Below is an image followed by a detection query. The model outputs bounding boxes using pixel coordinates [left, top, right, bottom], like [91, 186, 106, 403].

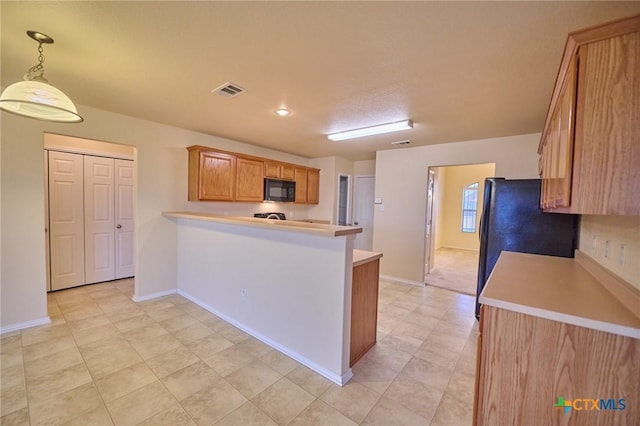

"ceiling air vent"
[212, 82, 247, 98]
[391, 140, 412, 146]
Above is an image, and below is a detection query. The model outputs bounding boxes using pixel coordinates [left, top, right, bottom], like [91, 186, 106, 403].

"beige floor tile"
[129, 332, 182, 360]
[203, 345, 256, 377]
[122, 322, 168, 343]
[146, 306, 185, 322]
[1, 346, 24, 371]
[0, 407, 29, 426]
[429, 392, 473, 426]
[360, 395, 431, 425]
[61, 405, 114, 426]
[399, 356, 454, 394]
[66, 314, 112, 332]
[180, 377, 247, 424]
[162, 361, 221, 401]
[358, 344, 412, 375]
[137, 402, 195, 426]
[96, 299, 138, 314]
[443, 370, 475, 406]
[29, 383, 103, 426]
[236, 338, 274, 358]
[215, 322, 252, 344]
[158, 314, 199, 333]
[186, 333, 234, 359]
[173, 322, 214, 345]
[216, 401, 277, 426]
[105, 381, 175, 425]
[1, 364, 26, 390]
[113, 313, 156, 333]
[138, 299, 176, 312]
[21, 324, 72, 347]
[26, 362, 92, 404]
[24, 347, 84, 381]
[286, 365, 333, 397]
[383, 376, 443, 421]
[60, 302, 103, 321]
[320, 380, 381, 423]
[79, 337, 142, 379]
[1, 333, 22, 352]
[48, 313, 67, 326]
[413, 340, 461, 370]
[377, 333, 423, 356]
[251, 378, 315, 425]
[202, 315, 228, 331]
[352, 355, 398, 395]
[186, 306, 218, 322]
[260, 349, 300, 375]
[290, 400, 357, 426]
[388, 321, 434, 341]
[1, 383, 27, 417]
[22, 334, 76, 363]
[71, 323, 123, 346]
[104, 306, 146, 323]
[145, 345, 199, 378]
[225, 360, 282, 399]
[95, 362, 157, 402]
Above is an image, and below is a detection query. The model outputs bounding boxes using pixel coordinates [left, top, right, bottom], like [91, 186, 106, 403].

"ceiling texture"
[2, 2, 640, 160]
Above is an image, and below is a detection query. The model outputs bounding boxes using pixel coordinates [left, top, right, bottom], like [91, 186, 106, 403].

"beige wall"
[579, 215, 640, 289]
[0, 104, 315, 330]
[309, 156, 356, 224]
[436, 163, 495, 251]
[353, 160, 376, 176]
[373, 133, 540, 284]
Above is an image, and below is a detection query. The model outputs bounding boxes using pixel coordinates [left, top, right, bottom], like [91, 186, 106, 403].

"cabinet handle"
[116, 224, 122, 229]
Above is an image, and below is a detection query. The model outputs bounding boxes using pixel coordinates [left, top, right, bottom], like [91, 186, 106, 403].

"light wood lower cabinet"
[474, 306, 640, 425]
[350, 258, 380, 367]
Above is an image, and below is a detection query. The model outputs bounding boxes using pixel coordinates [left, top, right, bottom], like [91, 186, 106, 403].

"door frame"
[352, 174, 376, 251]
[336, 173, 352, 226]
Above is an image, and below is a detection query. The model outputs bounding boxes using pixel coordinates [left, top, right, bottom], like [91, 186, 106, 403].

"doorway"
[337, 174, 352, 226]
[424, 163, 495, 295]
[44, 133, 136, 292]
[352, 175, 375, 250]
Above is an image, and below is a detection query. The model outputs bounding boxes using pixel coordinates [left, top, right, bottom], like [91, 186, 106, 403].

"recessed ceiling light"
[328, 120, 413, 141]
[275, 108, 290, 117]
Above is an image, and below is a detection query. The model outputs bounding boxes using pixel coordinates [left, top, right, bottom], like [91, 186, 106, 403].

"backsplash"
[579, 215, 640, 290]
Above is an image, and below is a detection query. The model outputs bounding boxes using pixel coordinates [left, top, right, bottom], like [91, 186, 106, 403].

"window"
[461, 182, 479, 233]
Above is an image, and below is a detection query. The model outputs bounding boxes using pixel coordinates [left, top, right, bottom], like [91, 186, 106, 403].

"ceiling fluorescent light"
[328, 120, 413, 141]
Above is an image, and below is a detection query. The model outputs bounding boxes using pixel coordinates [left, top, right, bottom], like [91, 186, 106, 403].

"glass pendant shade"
[0, 80, 83, 123]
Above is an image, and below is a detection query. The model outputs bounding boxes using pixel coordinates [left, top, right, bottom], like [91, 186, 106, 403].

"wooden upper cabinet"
[307, 169, 320, 204]
[294, 168, 308, 204]
[188, 148, 235, 201]
[264, 162, 282, 179]
[236, 157, 264, 202]
[539, 15, 640, 215]
[281, 165, 295, 181]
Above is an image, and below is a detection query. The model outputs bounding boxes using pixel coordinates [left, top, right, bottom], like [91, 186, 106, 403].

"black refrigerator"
[475, 178, 578, 319]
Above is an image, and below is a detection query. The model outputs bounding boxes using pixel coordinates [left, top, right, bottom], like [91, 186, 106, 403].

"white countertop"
[163, 211, 362, 237]
[353, 249, 383, 267]
[479, 251, 640, 339]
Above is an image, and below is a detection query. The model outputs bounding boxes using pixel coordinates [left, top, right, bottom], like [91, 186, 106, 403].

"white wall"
[309, 156, 355, 224]
[354, 160, 376, 175]
[0, 105, 316, 331]
[373, 133, 540, 284]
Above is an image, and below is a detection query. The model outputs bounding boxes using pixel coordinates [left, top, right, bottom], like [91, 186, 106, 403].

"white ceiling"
[2, 2, 640, 161]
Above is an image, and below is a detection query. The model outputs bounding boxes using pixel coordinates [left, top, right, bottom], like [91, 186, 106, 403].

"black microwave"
[264, 178, 296, 202]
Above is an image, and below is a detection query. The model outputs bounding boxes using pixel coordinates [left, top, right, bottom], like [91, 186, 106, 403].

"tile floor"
[1, 278, 479, 425]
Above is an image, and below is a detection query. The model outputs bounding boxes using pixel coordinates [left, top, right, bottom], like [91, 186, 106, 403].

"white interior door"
[48, 151, 85, 290]
[352, 175, 375, 250]
[84, 156, 115, 284]
[115, 159, 135, 279]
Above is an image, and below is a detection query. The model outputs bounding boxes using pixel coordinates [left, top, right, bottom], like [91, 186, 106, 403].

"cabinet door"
[265, 162, 282, 178]
[48, 151, 85, 290]
[199, 151, 235, 201]
[572, 32, 640, 215]
[282, 165, 295, 181]
[294, 168, 308, 204]
[236, 157, 264, 202]
[84, 155, 115, 284]
[307, 169, 320, 204]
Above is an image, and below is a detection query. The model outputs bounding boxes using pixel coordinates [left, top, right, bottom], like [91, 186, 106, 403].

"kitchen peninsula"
[163, 212, 367, 385]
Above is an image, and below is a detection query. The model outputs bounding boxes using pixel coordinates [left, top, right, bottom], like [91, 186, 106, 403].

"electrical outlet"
[604, 240, 611, 260]
[240, 288, 247, 301]
[620, 244, 626, 266]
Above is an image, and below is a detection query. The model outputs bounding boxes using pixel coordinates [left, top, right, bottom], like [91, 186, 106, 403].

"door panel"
[48, 151, 85, 290]
[353, 176, 375, 250]
[115, 159, 135, 279]
[84, 156, 115, 284]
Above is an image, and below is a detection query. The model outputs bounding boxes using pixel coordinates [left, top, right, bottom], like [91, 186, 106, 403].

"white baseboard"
[177, 289, 353, 386]
[379, 274, 425, 287]
[0, 316, 51, 334]
[132, 289, 177, 302]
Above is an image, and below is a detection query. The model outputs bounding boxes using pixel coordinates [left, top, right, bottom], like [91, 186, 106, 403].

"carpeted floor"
[425, 247, 478, 295]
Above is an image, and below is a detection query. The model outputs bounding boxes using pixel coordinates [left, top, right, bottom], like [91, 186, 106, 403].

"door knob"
[354, 221, 359, 225]
[116, 224, 122, 229]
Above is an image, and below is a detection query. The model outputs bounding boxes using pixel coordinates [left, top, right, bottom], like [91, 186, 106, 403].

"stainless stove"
[254, 212, 286, 220]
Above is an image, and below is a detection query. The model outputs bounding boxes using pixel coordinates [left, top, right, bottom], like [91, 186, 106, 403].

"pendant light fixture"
[0, 31, 83, 123]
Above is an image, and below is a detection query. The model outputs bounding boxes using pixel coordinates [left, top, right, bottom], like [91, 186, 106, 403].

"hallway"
[425, 248, 478, 296]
